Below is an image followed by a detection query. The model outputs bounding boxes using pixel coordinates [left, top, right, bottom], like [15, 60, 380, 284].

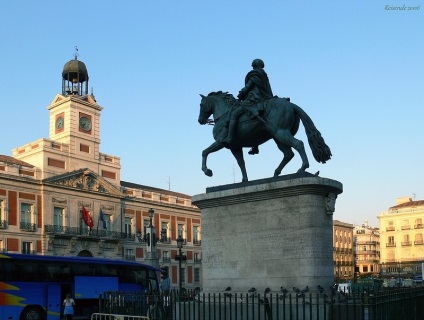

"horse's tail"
[293, 104, 332, 163]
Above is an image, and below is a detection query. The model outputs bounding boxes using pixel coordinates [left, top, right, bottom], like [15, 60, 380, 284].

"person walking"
[63, 293, 75, 320]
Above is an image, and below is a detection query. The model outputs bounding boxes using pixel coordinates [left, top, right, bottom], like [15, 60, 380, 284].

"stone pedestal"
[192, 173, 342, 293]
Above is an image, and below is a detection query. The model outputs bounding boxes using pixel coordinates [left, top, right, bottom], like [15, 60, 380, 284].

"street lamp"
[177, 234, 184, 292]
[149, 208, 154, 226]
[147, 208, 156, 248]
[144, 208, 159, 268]
[397, 261, 402, 286]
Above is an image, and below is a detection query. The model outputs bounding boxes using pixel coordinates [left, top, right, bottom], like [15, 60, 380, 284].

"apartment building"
[379, 197, 424, 279]
[333, 220, 354, 283]
[353, 221, 380, 278]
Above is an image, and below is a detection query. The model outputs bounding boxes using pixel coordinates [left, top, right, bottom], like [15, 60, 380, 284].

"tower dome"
[62, 55, 89, 96]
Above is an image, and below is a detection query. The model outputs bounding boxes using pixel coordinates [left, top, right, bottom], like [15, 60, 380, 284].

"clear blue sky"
[1, 1, 423, 227]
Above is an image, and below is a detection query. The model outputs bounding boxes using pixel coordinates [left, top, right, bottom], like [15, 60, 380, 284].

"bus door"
[47, 284, 61, 320]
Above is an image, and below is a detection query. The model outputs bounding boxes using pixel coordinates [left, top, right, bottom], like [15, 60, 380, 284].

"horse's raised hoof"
[203, 168, 213, 177]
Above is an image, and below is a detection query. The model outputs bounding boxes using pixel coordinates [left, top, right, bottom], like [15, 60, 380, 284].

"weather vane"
[74, 46, 79, 60]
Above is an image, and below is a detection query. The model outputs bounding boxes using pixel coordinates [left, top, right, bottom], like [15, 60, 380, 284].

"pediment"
[49, 94, 65, 105]
[43, 168, 124, 197]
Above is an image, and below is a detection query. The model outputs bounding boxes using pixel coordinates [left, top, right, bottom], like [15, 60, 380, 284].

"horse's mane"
[207, 91, 238, 107]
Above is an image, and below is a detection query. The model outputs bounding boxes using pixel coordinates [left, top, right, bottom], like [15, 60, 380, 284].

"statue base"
[192, 172, 343, 293]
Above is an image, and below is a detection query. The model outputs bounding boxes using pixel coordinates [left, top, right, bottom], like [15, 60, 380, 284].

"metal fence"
[99, 287, 424, 320]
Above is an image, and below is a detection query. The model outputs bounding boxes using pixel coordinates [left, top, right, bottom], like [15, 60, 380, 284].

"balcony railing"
[124, 255, 135, 261]
[401, 225, 411, 230]
[193, 239, 202, 246]
[386, 243, 396, 247]
[386, 226, 395, 231]
[0, 220, 7, 229]
[415, 224, 423, 229]
[162, 257, 171, 262]
[45, 225, 135, 240]
[414, 241, 424, 245]
[20, 222, 36, 231]
[21, 250, 36, 254]
[158, 236, 172, 244]
[401, 241, 412, 246]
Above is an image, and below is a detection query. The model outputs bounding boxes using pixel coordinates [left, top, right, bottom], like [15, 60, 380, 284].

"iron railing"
[44, 225, 135, 240]
[20, 221, 36, 231]
[99, 286, 424, 320]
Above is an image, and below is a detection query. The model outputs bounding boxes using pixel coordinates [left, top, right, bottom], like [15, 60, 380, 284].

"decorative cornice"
[192, 176, 343, 209]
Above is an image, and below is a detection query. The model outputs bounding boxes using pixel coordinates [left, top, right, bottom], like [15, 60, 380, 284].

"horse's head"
[198, 91, 236, 125]
[198, 94, 212, 125]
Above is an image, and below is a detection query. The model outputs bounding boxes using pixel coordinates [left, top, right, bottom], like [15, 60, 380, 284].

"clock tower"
[13, 53, 121, 185]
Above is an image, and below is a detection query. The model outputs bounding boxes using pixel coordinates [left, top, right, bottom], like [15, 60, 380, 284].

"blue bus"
[0, 253, 159, 320]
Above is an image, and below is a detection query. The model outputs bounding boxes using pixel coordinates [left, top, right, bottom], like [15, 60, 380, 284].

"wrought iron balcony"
[21, 250, 36, 254]
[386, 226, 395, 231]
[415, 240, 424, 245]
[158, 236, 172, 244]
[0, 220, 7, 229]
[386, 243, 396, 247]
[20, 222, 36, 231]
[402, 241, 412, 246]
[193, 239, 202, 246]
[415, 224, 423, 229]
[401, 225, 411, 230]
[124, 255, 135, 261]
[162, 257, 171, 262]
[44, 225, 136, 240]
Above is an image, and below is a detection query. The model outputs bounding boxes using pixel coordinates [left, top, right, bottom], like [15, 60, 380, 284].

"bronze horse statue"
[198, 91, 332, 182]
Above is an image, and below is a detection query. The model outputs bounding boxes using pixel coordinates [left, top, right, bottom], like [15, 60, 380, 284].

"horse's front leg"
[230, 148, 248, 182]
[202, 141, 225, 177]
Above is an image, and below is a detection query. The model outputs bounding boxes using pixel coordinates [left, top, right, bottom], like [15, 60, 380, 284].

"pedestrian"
[160, 269, 171, 317]
[63, 293, 75, 320]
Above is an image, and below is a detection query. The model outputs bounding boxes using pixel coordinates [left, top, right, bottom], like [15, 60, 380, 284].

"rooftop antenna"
[413, 193, 416, 201]
[74, 46, 79, 60]
[167, 176, 171, 191]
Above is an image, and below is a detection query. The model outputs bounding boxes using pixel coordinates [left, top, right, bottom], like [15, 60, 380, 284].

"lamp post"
[177, 234, 184, 292]
[397, 261, 402, 287]
[149, 208, 154, 227]
[144, 208, 159, 268]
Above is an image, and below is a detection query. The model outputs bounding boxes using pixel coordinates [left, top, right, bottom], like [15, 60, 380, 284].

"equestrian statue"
[198, 59, 332, 182]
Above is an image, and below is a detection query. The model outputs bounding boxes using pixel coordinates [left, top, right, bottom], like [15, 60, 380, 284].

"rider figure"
[226, 58, 273, 155]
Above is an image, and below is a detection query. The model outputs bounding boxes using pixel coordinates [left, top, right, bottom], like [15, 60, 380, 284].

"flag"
[99, 209, 107, 230]
[82, 206, 94, 229]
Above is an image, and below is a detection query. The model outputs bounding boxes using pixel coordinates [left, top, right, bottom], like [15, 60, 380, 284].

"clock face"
[55, 116, 64, 130]
[79, 116, 92, 131]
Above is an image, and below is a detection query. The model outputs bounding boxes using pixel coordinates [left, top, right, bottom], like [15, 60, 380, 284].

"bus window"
[97, 264, 117, 277]
[37, 264, 52, 281]
[72, 263, 95, 276]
